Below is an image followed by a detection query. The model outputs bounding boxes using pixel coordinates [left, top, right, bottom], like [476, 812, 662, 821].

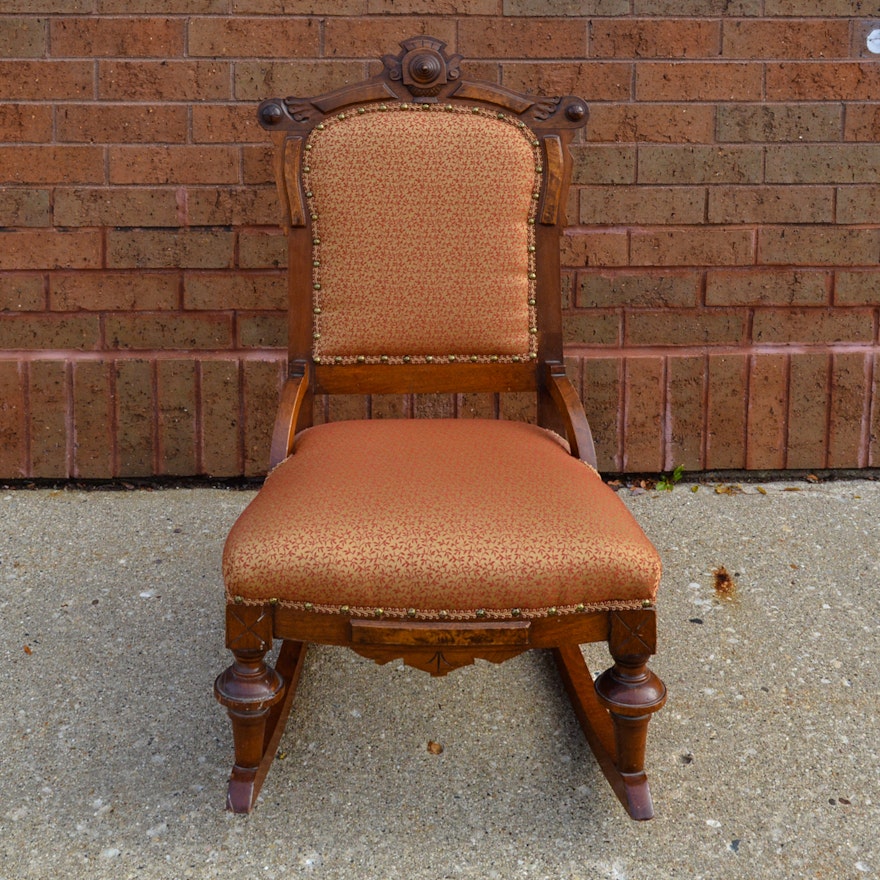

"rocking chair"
[214, 36, 666, 820]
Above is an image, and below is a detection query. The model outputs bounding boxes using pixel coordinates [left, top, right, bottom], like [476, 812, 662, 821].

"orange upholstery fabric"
[223, 419, 661, 619]
[304, 105, 541, 364]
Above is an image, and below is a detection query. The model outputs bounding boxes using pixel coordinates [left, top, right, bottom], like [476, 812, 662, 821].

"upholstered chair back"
[302, 105, 543, 366]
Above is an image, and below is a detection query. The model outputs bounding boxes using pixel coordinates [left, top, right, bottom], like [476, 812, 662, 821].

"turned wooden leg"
[214, 603, 297, 813]
[594, 609, 667, 819]
[215, 646, 285, 812]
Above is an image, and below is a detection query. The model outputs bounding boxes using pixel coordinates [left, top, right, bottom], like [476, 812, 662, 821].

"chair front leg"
[214, 603, 285, 812]
[594, 608, 667, 818]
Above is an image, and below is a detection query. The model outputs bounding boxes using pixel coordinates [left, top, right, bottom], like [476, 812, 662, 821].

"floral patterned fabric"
[303, 104, 541, 365]
[223, 419, 661, 619]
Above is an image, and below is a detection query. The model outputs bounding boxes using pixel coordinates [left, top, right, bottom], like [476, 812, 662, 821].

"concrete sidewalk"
[0, 480, 877, 880]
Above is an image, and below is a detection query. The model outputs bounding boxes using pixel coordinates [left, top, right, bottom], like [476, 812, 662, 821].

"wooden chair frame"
[215, 36, 666, 819]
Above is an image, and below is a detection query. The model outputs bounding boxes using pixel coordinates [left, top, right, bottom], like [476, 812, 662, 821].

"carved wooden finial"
[382, 36, 463, 98]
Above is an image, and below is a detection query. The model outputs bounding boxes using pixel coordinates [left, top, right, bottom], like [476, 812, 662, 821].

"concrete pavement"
[0, 479, 877, 879]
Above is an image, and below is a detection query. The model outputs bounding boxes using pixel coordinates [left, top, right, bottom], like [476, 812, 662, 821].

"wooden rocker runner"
[214, 36, 667, 819]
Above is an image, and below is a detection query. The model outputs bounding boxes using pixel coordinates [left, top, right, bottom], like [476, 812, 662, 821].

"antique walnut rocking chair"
[215, 37, 666, 819]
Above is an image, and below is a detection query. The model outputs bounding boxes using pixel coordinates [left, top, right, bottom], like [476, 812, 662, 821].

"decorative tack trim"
[225, 594, 652, 621]
[303, 101, 542, 366]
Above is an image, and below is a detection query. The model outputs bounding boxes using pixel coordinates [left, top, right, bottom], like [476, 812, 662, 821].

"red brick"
[0, 361, 27, 478]
[109, 146, 239, 186]
[767, 63, 880, 102]
[233, 0, 365, 10]
[5, 0, 92, 9]
[571, 146, 636, 185]
[722, 20, 850, 59]
[73, 360, 114, 478]
[200, 358, 242, 477]
[0, 17, 47, 58]
[416, 393, 458, 419]
[844, 104, 880, 142]
[183, 272, 285, 310]
[706, 269, 830, 307]
[369, 0, 495, 10]
[185, 187, 281, 226]
[625, 309, 746, 347]
[828, 352, 870, 468]
[708, 186, 834, 224]
[0, 274, 46, 311]
[0, 146, 105, 184]
[189, 17, 318, 58]
[835, 271, 880, 306]
[765, 0, 872, 12]
[501, 62, 632, 102]
[99, 0, 226, 10]
[622, 356, 664, 473]
[581, 356, 623, 471]
[631, 228, 755, 267]
[99, 60, 231, 101]
[705, 353, 747, 470]
[0, 61, 94, 100]
[29, 360, 70, 479]
[717, 103, 842, 143]
[562, 311, 621, 347]
[837, 187, 880, 225]
[759, 228, 880, 267]
[636, 62, 762, 102]
[746, 353, 788, 470]
[752, 308, 873, 345]
[242, 145, 274, 185]
[57, 104, 188, 143]
[50, 271, 179, 311]
[579, 185, 704, 225]
[327, 394, 368, 422]
[450, 392, 490, 420]
[325, 18, 456, 58]
[587, 103, 715, 144]
[635, 0, 761, 10]
[0, 104, 54, 142]
[638, 145, 762, 185]
[0, 314, 100, 350]
[50, 17, 184, 56]
[459, 18, 586, 59]
[115, 358, 154, 477]
[234, 60, 367, 102]
[106, 230, 235, 269]
[507, 0, 629, 13]
[157, 359, 197, 476]
[666, 355, 705, 471]
[0, 188, 51, 227]
[591, 19, 720, 58]
[561, 231, 628, 269]
[104, 313, 234, 350]
[242, 358, 284, 476]
[54, 187, 180, 227]
[577, 270, 700, 309]
[238, 230, 288, 269]
[767, 145, 880, 185]
[192, 105, 266, 144]
[0, 230, 101, 271]
[237, 313, 287, 349]
[786, 352, 829, 469]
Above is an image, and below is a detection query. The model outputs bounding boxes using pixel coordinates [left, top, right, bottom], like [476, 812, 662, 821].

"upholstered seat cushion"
[223, 419, 661, 619]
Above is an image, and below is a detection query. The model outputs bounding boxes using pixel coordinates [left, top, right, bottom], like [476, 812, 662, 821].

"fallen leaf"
[23, 645, 32, 655]
[715, 484, 743, 495]
[427, 740, 444, 755]
[806, 474, 819, 483]
[756, 486, 767, 495]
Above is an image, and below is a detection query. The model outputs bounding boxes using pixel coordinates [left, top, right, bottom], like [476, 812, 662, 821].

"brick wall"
[1, 3, 879, 478]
